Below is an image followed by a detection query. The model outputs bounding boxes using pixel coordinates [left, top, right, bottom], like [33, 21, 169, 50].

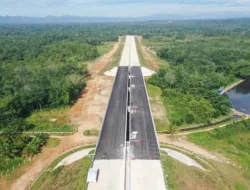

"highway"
[129, 66, 166, 190]
[88, 36, 166, 190]
[94, 67, 128, 160]
[130, 66, 160, 160]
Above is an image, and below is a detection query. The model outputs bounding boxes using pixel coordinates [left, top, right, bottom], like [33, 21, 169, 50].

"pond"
[225, 80, 250, 114]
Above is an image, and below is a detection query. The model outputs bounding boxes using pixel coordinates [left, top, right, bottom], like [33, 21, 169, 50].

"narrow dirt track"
[0, 41, 120, 190]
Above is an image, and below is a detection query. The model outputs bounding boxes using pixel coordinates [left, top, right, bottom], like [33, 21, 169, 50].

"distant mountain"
[1, 13, 250, 24]
[0, 15, 183, 24]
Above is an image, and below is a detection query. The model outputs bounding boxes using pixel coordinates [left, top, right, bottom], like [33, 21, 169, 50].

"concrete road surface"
[88, 35, 166, 190]
[130, 160, 166, 190]
[120, 36, 140, 66]
[88, 160, 125, 190]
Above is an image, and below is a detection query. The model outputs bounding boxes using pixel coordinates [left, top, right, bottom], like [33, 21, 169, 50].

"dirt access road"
[0, 41, 120, 190]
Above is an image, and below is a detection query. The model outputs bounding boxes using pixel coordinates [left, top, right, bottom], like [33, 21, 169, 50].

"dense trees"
[0, 121, 48, 172]
[0, 24, 111, 170]
[147, 19, 250, 126]
[0, 19, 250, 168]
[0, 25, 105, 128]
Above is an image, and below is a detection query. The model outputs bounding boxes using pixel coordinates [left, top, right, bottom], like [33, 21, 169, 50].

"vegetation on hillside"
[146, 20, 250, 127]
[1, 19, 250, 175]
[0, 25, 118, 173]
[188, 119, 250, 171]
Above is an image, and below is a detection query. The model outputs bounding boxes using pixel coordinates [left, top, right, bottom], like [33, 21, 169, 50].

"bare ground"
[0, 41, 119, 190]
[148, 95, 167, 122]
[136, 36, 160, 70]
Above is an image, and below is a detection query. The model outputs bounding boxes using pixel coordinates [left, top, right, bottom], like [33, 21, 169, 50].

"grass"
[26, 107, 76, 132]
[31, 156, 92, 190]
[83, 129, 99, 136]
[188, 119, 250, 177]
[208, 160, 250, 190]
[235, 183, 248, 190]
[160, 144, 209, 170]
[99, 36, 125, 75]
[176, 115, 244, 134]
[0, 157, 27, 175]
[30, 145, 95, 190]
[161, 144, 250, 189]
[140, 38, 169, 66]
[46, 138, 61, 147]
[162, 93, 235, 130]
[48, 145, 95, 170]
[146, 83, 162, 97]
[161, 154, 224, 190]
[154, 119, 168, 132]
[146, 84, 170, 132]
[97, 42, 116, 56]
[135, 37, 148, 68]
[88, 149, 95, 155]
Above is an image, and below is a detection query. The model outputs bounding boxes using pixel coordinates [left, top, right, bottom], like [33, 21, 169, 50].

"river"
[225, 79, 250, 114]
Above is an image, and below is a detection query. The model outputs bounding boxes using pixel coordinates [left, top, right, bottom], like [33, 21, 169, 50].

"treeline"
[0, 25, 111, 170]
[1, 19, 250, 161]
[149, 68, 232, 125]
[0, 26, 106, 128]
[147, 20, 250, 126]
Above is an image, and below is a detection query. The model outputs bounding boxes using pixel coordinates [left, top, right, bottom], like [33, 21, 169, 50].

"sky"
[1, 0, 250, 17]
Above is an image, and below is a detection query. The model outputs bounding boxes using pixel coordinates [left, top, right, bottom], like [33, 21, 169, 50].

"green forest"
[0, 24, 118, 173]
[146, 19, 250, 127]
[1, 19, 250, 173]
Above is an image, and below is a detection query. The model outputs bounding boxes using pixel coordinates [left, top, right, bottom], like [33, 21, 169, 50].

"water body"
[225, 80, 250, 114]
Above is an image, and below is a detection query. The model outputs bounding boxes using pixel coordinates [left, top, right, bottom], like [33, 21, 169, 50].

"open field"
[25, 107, 75, 132]
[161, 149, 250, 190]
[188, 119, 250, 175]
[136, 36, 168, 70]
[146, 84, 170, 132]
[33, 157, 92, 190]
[97, 42, 116, 56]
[30, 145, 94, 190]
[99, 36, 125, 75]
[161, 154, 224, 190]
